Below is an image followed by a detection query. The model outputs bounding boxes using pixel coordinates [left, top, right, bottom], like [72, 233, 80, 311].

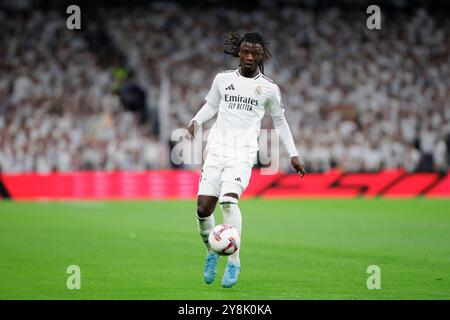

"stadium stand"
[1, 3, 449, 173]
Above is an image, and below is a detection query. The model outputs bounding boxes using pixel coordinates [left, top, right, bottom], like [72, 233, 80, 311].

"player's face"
[239, 42, 263, 75]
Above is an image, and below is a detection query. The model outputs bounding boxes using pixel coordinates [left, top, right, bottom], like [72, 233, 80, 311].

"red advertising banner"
[0, 169, 449, 201]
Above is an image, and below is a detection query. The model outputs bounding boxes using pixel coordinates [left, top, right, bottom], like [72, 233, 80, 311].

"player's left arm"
[269, 85, 306, 177]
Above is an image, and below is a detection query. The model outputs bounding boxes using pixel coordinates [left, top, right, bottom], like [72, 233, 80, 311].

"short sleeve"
[205, 74, 221, 107]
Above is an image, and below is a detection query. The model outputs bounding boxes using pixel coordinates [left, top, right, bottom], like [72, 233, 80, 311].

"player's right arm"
[187, 74, 221, 140]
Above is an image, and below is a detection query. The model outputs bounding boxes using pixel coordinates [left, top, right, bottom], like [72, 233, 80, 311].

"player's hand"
[291, 156, 306, 178]
[186, 121, 197, 140]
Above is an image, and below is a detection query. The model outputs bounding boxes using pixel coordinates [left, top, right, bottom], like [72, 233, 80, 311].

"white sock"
[220, 196, 242, 265]
[196, 214, 215, 254]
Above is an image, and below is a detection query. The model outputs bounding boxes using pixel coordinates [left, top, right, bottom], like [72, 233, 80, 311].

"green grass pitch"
[0, 199, 449, 300]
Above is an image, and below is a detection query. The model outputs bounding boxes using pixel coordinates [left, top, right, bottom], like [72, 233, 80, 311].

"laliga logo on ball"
[209, 224, 240, 256]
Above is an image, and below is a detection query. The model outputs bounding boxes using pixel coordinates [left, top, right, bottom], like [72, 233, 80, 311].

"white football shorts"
[197, 151, 256, 198]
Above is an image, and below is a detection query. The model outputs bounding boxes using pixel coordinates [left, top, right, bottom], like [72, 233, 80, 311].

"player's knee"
[197, 204, 213, 218]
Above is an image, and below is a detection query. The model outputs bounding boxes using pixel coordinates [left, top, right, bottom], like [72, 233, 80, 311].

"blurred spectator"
[119, 71, 149, 125]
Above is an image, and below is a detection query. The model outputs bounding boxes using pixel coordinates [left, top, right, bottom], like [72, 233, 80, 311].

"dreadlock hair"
[224, 31, 271, 74]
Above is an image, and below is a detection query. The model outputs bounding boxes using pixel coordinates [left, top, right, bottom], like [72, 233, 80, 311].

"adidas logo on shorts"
[225, 84, 235, 90]
[234, 177, 241, 182]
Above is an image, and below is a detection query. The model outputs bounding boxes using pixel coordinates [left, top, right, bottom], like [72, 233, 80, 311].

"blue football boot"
[221, 262, 240, 288]
[203, 252, 219, 284]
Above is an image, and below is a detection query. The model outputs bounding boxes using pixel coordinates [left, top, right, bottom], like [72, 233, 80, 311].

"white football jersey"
[204, 67, 285, 156]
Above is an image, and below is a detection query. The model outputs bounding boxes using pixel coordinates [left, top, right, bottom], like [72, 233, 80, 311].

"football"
[208, 224, 240, 256]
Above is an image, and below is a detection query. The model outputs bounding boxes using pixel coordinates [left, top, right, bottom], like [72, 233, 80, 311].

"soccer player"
[186, 32, 305, 288]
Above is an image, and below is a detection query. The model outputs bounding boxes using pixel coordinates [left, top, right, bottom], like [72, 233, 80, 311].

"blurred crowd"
[0, 10, 161, 172]
[1, 4, 449, 173]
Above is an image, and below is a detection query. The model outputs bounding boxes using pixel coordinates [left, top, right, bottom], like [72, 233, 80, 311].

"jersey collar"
[236, 67, 261, 80]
